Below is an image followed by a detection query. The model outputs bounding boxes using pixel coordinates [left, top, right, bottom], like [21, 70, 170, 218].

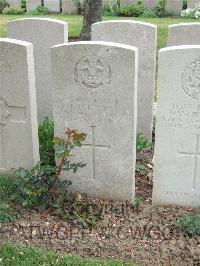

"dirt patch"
[0, 148, 199, 265]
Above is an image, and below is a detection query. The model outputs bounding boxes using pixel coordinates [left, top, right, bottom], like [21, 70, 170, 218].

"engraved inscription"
[182, 57, 200, 100]
[0, 98, 11, 125]
[74, 56, 111, 90]
[0, 99, 26, 170]
[83, 126, 110, 180]
[178, 134, 200, 190]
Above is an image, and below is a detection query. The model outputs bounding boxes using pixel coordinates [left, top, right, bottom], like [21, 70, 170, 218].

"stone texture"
[0, 38, 39, 170]
[7, 0, 21, 7]
[62, 0, 78, 14]
[153, 45, 200, 208]
[168, 23, 200, 46]
[26, 0, 40, 11]
[165, 0, 183, 15]
[44, 0, 60, 12]
[92, 20, 157, 141]
[7, 18, 68, 123]
[187, 0, 199, 8]
[52, 41, 138, 201]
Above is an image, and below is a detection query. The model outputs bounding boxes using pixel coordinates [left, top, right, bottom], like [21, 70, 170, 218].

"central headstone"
[153, 45, 200, 208]
[0, 38, 39, 170]
[7, 18, 68, 123]
[92, 21, 157, 141]
[52, 41, 138, 201]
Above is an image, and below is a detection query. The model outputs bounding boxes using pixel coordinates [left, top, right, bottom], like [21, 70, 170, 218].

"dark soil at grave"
[0, 147, 200, 265]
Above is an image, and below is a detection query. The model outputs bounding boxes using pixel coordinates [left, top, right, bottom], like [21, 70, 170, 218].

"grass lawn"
[0, 243, 135, 266]
[0, 14, 200, 51]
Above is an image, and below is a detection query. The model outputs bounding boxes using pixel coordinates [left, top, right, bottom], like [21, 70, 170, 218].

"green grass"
[0, 14, 200, 50]
[0, 243, 135, 266]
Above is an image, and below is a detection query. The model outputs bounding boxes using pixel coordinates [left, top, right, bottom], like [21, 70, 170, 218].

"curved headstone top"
[7, 17, 67, 25]
[168, 23, 200, 46]
[92, 20, 157, 141]
[7, 18, 68, 123]
[92, 20, 157, 29]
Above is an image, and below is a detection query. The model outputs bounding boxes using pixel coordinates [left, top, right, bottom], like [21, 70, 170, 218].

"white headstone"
[52, 41, 138, 201]
[62, 0, 77, 14]
[7, 18, 68, 123]
[165, 0, 182, 15]
[153, 45, 200, 208]
[7, 0, 21, 7]
[92, 21, 157, 141]
[0, 38, 39, 170]
[168, 23, 200, 46]
[187, 0, 199, 8]
[26, 0, 41, 11]
[44, 0, 60, 12]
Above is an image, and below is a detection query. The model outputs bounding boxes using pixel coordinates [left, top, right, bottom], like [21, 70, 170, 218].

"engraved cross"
[82, 126, 110, 180]
[178, 134, 200, 190]
[0, 98, 26, 170]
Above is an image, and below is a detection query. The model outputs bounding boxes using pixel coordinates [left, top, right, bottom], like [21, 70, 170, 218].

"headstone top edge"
[0, 38, 33, 47]
[160, 45, 200, 54]
[7, 17, 67, 25]
[52, 41, 138, 53]
[169, 22, 200, 29]
[92, 20, 157, 29]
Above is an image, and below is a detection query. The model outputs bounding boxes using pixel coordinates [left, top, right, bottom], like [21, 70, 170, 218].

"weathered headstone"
[187, 0, 199, 8]
[7, 0, 21, 7]
[168, 23, 200, 46]
[7, 18, 68, 123]
[44, 0, 60, 12]
[92, 21, 157, 141]
[0, 38, 39, 170]
[153, 45, 200, 208]
[52, 41, 138, 201]
[26, 0, 40, 11]
[165, 0, 182, 15]
[62, 0, 78, 14]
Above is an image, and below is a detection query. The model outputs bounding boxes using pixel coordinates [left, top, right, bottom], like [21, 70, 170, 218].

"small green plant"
[0, 174, 15, 203]
[101, 3, 118, 16]
[154, 0, 166, 17]
[38, 117, 55, 166]
[136, 132, 151, 153]
[12, 128, 86, 208]
[35, 4, 49, 14]
[117, 4, 145, 17]
[2, 6, 25, 14]
[0, 0, 9, 13]
[0, 203, 16, 223]
[177, 209, 200, 236]
[134, 196, 142, 212]
[21, 0, 26, 11]
[73, 0, 83, 14]
[11, 128, 102, 227]
[141, 8, 158, 18]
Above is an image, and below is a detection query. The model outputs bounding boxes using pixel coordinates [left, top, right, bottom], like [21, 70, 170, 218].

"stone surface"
[26, 0, 40, 11]
[52, 41, 138, 201]
[168, 23, 200, 46]
[0, 38, 39, 170]
[7, 18, 68, 123]
[187, 0, 199, 8]
[153, 45, 200, 208]
[92, 20, 157, 141]
[165, 0, 183, 15]
[62, 0, 78, 14]
[44, 0, 60, 12]
[7, 0, 21, 7]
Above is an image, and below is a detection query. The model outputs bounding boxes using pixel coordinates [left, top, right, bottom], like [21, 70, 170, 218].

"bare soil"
[0, 148, 200, 265]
